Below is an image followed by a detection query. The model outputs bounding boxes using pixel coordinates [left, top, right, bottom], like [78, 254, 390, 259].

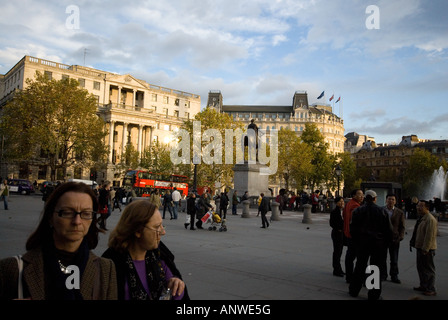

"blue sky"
[1, 0, 447, 144]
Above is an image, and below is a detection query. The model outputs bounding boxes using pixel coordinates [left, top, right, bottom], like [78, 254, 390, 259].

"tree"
[178, 107, 244, 190]
[113, 143, 140, 178]
[0, 71, 108, 180]
[337, 152, 359, 197]
[403, 148, 447, 198]
[277, 127, 312, 190]
[300, 123, 334, 191]
[140, 141, 175, 175]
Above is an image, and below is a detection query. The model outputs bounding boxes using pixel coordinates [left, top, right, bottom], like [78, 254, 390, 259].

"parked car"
[7, 179, 34, 195]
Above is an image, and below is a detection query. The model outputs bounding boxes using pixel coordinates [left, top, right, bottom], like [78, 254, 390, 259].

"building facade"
[206, 90, 345, 195]
[0, 56, 201, 186]
[350, 134, 448, 183]
[207, 90, 345, 155]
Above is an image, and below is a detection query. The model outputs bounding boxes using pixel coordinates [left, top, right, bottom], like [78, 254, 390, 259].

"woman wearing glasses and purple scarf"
[0, 182, 118, 300]
[102, 200, 189, 300]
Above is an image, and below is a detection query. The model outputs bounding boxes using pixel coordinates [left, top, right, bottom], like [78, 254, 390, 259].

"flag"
[335, 96, 341, 103]
[317, 91, 324, 99]
[329, 94, 334, 101]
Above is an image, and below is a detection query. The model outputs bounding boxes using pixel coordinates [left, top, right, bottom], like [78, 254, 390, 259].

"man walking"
[258, 193, 270, 228]
[171, 187, 181, 220]
[349, 190, 393, 300]
[411, 200, 438, 296]
[383, 194, 405, 283]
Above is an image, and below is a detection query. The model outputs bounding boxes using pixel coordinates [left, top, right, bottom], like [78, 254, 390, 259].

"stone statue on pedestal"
[243, 119, 259, 162]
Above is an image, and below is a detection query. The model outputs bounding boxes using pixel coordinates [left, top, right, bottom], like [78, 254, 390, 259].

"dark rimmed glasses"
[56, 209, 96, 220]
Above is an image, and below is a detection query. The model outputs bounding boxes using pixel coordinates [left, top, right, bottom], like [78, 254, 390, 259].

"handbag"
[98, 205, 108, 214]
[14, 255, 24, 299]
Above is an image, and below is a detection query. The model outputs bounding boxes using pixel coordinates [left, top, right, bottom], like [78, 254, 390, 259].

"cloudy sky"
[1, 0, 447, 144]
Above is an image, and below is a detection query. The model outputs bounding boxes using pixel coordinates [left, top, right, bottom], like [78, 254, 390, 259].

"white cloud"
[1, 0, 448, 143]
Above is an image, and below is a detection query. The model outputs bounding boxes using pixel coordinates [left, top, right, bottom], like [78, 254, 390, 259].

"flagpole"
[332, 92, 334, 112]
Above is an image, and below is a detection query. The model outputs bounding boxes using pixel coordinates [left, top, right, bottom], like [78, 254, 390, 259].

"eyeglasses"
[144, 225, 166, 235]
[56, 209, 95, 220]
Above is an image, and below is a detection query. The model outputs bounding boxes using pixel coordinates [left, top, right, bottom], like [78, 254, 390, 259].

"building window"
[93, 81, 100, 90]
[185, 112, 190, 119]
[174, 110, 179, 118]
[185, 101, 190, 108]
[78, 78, 85, 87]
[62, 74, 69, 80]
[175, 99, 180, 106]
[152, 94, 157, 102]
[163, 96, 169, 104]
[44, 71, 52, 80]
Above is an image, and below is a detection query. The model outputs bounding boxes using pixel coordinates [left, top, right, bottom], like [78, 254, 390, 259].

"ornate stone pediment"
[107, 74, 148, 89]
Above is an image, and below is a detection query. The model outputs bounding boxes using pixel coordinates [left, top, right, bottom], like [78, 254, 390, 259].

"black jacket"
[330, 206, 344, 231]
[187, 196, 196, 215]
[102, 241, 189, 300]
[350, 202, 393, 245]
[259, 196, 271, 214]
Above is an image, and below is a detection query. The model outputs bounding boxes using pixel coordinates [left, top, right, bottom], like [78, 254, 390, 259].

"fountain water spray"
[423, 166, 448, 201]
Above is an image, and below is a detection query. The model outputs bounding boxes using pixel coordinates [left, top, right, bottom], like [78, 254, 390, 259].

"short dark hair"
[334, 196, 343, 203]
[419, 200, 430, 209]
[351, 189, 362, 197]
[26, 182, 100, 251]
[386, 193, 396, 199]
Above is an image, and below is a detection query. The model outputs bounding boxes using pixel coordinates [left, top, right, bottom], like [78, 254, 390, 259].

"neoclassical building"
[207, 90, 345, 155]
[0, 56, 201, 185]
[206, 90, 345, 195]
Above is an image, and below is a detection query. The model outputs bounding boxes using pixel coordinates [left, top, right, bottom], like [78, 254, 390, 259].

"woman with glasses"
[102, 200, 189, 300]
[0, 182, 118, 300]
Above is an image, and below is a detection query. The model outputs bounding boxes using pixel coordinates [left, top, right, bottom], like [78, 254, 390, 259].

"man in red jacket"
[343, 189, 364, 283]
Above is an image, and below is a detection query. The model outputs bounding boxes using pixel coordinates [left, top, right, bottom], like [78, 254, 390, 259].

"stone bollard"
[271, 201, 280, 221]
[241, 200, 251, 218]
[302, 204, 312, 224]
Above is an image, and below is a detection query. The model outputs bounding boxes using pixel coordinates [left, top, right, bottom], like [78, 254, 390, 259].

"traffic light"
[90, 172, 98, 181]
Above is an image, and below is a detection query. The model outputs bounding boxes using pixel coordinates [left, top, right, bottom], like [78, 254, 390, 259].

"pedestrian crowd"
[0, 180, 440, 301]
[0, 181, 188, 301]
[329, 189, 438, 300]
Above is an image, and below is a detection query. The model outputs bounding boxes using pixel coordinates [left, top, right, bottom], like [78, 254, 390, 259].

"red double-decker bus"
[123, 170, 189, 197]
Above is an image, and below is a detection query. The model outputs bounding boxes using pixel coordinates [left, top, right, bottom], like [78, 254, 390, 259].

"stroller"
[201, 209, 227, 232]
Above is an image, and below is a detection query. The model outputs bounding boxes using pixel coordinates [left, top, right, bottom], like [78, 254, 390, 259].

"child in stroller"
[201, 208, 227, 232]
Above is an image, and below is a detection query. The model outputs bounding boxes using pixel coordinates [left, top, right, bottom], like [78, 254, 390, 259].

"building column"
[108, 120, 115, 163]
[137, 125, 143, 158]
[117, 86, 122, 106]
[132, 89, 136, 107]
[122, 122, 128, 154]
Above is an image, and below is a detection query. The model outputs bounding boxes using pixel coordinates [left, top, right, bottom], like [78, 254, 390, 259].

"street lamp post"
[192, 163, 198, 195]
[335, 164, 342, 197]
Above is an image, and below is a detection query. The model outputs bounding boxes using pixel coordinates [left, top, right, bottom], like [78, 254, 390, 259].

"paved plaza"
[1, 193, 448, 301]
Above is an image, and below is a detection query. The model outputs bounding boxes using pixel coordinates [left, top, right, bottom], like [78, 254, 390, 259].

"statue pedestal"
[233, 163, 271, 202]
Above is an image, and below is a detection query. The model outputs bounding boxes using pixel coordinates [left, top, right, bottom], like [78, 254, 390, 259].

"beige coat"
[0, 247, 117, 300]
[415, 213, 438, 252]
